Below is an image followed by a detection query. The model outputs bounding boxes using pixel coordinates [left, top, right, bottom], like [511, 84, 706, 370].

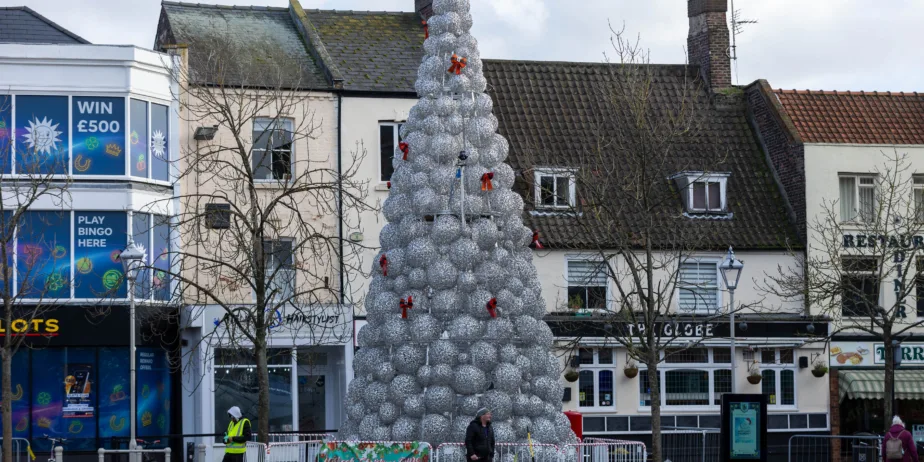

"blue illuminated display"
[72, 97, 126, 175]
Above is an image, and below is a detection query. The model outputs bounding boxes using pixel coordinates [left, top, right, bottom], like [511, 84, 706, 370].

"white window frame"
[565, 256, 609, 312]
[749, 348, 797, 409]
[575, 348, 616, 410]
[378, 122, 404, 183]
[638, 348, 731, 412]
[839, 174, 877, 223]
[253, 118, 294, 182]
[677, 257, 722, 314]
[670, 172, 730, 214]
[534, 168, 576, 209]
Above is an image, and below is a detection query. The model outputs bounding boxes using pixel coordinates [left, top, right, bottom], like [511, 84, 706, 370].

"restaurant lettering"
[843, 234, 924, 249]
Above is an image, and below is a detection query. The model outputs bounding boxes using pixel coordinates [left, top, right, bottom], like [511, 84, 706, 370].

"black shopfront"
[1, 305, 180, 458]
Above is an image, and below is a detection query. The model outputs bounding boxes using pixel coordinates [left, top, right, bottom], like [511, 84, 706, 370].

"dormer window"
[671, 172, 730, 215]
[534, 168, 576, 209]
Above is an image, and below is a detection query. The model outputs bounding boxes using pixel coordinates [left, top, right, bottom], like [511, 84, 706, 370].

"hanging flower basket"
[564, 370, 580, 382]
[812, 364, 828, 378]
[624, 364, 639, 379]
[747, 373, 762, 385]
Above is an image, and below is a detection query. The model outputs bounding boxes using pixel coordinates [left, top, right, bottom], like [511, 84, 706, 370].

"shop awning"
[839, 370, 924, 401]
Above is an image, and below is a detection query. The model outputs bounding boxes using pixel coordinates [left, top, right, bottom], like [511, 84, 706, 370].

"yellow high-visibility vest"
[225, 418, 250, 454]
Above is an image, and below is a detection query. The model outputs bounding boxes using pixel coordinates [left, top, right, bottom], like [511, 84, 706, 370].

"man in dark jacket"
[883, 416, 919, 462]
[465, 408, 495, 461]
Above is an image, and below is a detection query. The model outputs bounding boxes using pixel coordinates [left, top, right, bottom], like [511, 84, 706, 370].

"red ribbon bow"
[400, 296, 414, 319]
[448, 54, 467, 75]
[486, 298, 498, 318]
[399, 141, 410, 161]
[379, 254, 388, 276]
[423, 20, 429, 39]
[530, 230, 544, 249]
[481, 172, 494, 191]
[386, 181, 392, 189]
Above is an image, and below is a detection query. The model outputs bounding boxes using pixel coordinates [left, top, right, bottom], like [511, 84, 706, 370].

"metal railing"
[788, 434, 881, 462]
[431, 440, 647, 462]
[97, 447, 171, 462]
[210, 442, 265, 462]
[0, 438, 35, 462]
[563, 438, 647, 462]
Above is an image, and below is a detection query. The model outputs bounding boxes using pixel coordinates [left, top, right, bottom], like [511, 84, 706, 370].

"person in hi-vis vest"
[222, 406, 251, 462]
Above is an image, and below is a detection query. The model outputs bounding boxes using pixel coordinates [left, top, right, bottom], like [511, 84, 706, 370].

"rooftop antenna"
[729, 0, 758, 85]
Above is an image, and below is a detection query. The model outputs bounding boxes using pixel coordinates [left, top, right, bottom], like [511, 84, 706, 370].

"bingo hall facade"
[0, 18, 180, 459]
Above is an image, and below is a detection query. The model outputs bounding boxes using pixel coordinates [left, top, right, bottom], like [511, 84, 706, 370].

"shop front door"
[297, 374, 325, 432]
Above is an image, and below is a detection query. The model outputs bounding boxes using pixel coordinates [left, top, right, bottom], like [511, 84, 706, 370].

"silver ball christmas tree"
[340, 0, 576, 446]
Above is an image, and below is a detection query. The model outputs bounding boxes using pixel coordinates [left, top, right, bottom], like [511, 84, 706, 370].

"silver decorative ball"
[427, 258, 459, 290]
[431, 289, 462, 322]
[527, 395, 544, 417]
[429, 340, 459, 365]
[347, 402, 365, 421]
[379, 223, 401, 250]
[410, 314, 442, 342]
[457, 270, 478, 293]
[432, 215, 462, 245]
[374, 361, 396, 383]
[493, 421, 515, 443]
[451, 416, 470, 442]
[449, 315, 484, 340]
[416, 365, 433, 387]
[357, 323, 381, 347]
[359, 414, 381, 439]
[404, 394, 426, 417]
[420, 414, 450, 443]
[469, 341, 498, 371]
[449, 238, 479, 269]
[382, 318, 410, 345]
[406, 237, 437, 269]
[392, 416, 420, 441]
[471, 219, 498, 250]
[431, 364, 455, 385]
[389, 374, 422, 403]
[493, 363, 522, 393]
[452, 364, 487, 394]
[425, 386, 455, 414]
[460, 394, 481, 415]
[408, 268, 428, 289]
[513, 416, 533, 438]
[485, 317, 514, 339]
[382, 193, 412, 223]
[482, 390, 512, 420]
[499, 344, 519, 364]
[532, 417, 557, 443]
[378, 402, 400, 425]
[394, 344, 426, 374]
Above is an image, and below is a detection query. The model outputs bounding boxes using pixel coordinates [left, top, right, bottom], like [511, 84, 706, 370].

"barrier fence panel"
[566, 439, 647, 462]
[661, 428, 720, 462]
[788, 435, 881, 462]
[433, 442, 561, 462]
[266, 434, 333, 444]
[265, 440, 329, 462]
[211, 442, 266, 462]
[97, 447, 172, 462]
[0, 438, 34, 462]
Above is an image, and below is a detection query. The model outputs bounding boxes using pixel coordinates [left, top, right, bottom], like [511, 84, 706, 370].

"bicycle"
[42, 435, 67, 462]
[134, 439, 162, 462]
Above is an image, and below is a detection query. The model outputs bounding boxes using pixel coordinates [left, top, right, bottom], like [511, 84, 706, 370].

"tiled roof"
[0, 6, 89, 44]
[774, 89, 924, 145]
[158, 2, 329, 90]
[484, 59, 800, 250]
[305, 9, 425, 93]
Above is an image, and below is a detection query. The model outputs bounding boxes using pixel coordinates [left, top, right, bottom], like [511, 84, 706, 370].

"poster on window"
[152, 215, 171, 301]
[0, 95, 10, 174]
[130, 99, 148, 178]
[730, 402, 760, 458]
[137, 348, 171, 436]
[151, 103, 169, 181]
[72, 97, 125, 176]
[62, 363, 94, 418]
[15, 95, 68, 175]
[17, 210, 70, 298]
[74, 212, 127, 298]
[98, 348, 130, 439]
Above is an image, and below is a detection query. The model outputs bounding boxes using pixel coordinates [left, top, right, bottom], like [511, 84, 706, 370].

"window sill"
[254, 180, 294, 189]
[374, 183, 390, 192]
[638, 405, 721, 413]
[577, 407, 617, 413]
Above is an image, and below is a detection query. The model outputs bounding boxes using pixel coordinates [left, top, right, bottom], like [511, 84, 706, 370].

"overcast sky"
[6, 0, 923, 91]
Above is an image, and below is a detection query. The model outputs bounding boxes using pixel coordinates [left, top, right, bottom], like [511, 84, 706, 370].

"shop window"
[761, 370, 777, 404]
[136, 348, 172, 438]
[215, 349, 293, 435]
[758, 348, 796, 407]
[15, 95, 68, 175]
[641, 347, 734, 409]
[534, 169, 575, 209]
[31, 348, 97, 452]
[781, 370, 795, 406]
[842, 257, 880, 317]
[17, 210, 71, 299]
[665, 348, 708, 364]
[713, 349, 731, 363]
[567, 260, 607, 310]
[151, 103, 170, 181]
[0, 351, 30, 438]
[575, 347, 615, 409]
[379, 123, 403, 182]
[253, 118, 293, 181]
[639, 370, 651, 407]
[130, 99, 149, 178]
[578, 371, 594, 407]
[131, 213, 152, 299]
[598, 348, 613, 365]
[0, 95, 10, 174]
[713, 369, 731, 405]
[578, 348, 594, 365]
[151, 215, 172, 301]
[679, 261, 719, 313]
[98, 348, 130, 443]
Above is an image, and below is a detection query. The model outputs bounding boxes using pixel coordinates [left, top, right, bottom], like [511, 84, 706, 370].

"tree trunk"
[883, 330, 894, 428]
[648, 348, 662, 462]
[254, 332, 270, 443]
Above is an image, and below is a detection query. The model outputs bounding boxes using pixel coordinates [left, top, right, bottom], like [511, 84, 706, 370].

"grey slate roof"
[305, 9, 425, 93]
[0, 6, 89, 44]
[484, 59, 801, 250]
[157, 2, 329, 90]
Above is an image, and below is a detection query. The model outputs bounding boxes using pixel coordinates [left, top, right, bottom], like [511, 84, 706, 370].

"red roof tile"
[773, 89, 924, 145]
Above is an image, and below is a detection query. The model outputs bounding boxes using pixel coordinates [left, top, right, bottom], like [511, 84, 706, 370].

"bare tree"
[517, 25, 768, 461]
[0, 94, 73, 462]
[763, 151, 924, 423]
[158, 36, 372, 441]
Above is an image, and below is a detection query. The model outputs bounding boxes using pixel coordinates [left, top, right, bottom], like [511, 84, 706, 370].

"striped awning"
[839, 370, 924, 401]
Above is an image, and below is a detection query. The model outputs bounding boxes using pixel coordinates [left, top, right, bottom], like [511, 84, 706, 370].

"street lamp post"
[720, 247, 744, 394]
[120, 237, 146, 457]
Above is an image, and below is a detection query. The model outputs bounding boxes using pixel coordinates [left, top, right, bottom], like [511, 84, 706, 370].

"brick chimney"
[415, 0, 433, 19]
[687, 0, 731, 91]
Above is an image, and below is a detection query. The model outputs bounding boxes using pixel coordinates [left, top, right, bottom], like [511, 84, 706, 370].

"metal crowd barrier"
[661, 427, 720, 462]
[787, 434, 881, 462]
[210, 442, 265, 462]
[432, 440, 646, 462]
[0, 438, 35, 462]
[567, 438, 647, 462]
[97, 447, 171, 462]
